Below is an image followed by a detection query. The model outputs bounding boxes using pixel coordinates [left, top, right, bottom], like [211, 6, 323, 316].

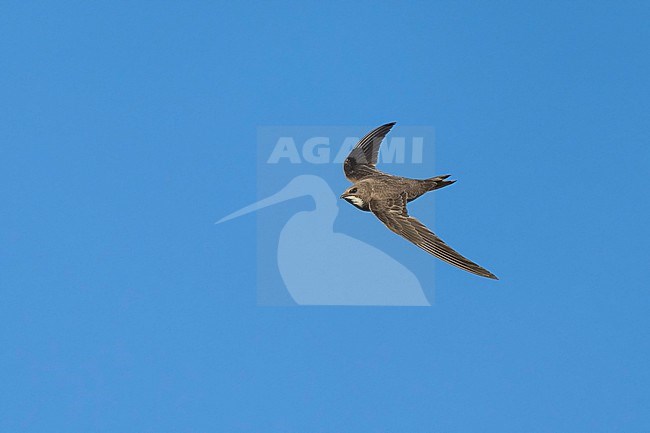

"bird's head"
[340, 183, 371, 211]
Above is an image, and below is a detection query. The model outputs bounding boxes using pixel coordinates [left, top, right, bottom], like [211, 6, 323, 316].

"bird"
[340, 122, 498, 280]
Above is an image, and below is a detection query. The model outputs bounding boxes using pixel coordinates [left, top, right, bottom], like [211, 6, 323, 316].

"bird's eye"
[350, 188, 358, 194]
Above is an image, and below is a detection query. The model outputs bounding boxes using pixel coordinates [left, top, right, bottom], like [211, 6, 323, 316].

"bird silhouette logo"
[218, 174, 430, 306]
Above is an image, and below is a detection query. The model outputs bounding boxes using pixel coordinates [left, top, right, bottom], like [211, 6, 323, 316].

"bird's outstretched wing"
[369, 193, 498, 279]
[344, 122, 395, 182]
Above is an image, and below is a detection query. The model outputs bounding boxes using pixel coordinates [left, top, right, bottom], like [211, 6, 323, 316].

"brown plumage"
[340, 122, 498, 280]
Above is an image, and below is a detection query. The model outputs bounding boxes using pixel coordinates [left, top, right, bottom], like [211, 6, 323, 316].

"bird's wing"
[369, 193, 498, 279]
[344, 122, 395, 182]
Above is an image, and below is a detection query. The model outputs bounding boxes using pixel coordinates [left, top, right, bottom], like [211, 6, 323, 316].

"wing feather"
[344, 122, 395, 182]
[369, 194, 498, 279]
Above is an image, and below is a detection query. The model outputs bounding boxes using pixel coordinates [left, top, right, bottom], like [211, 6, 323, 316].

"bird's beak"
[340, 193, 349, 199]
[217, 184, 299, 224]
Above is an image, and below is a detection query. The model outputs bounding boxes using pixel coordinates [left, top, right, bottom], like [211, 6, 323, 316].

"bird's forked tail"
[425, 174, 456, 191]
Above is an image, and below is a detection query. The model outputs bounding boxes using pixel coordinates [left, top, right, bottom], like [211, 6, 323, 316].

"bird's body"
[341, 173, 454, 212]
[340, 122, 498, 280]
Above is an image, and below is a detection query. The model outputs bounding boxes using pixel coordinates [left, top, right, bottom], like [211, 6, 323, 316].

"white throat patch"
[348, 196, 365, 207]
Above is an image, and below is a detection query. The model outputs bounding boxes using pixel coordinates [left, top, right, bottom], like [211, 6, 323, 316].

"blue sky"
[1, 1, 649, 432]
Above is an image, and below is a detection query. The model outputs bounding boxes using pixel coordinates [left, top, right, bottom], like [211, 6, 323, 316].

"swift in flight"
[340, 122, 498, 280]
